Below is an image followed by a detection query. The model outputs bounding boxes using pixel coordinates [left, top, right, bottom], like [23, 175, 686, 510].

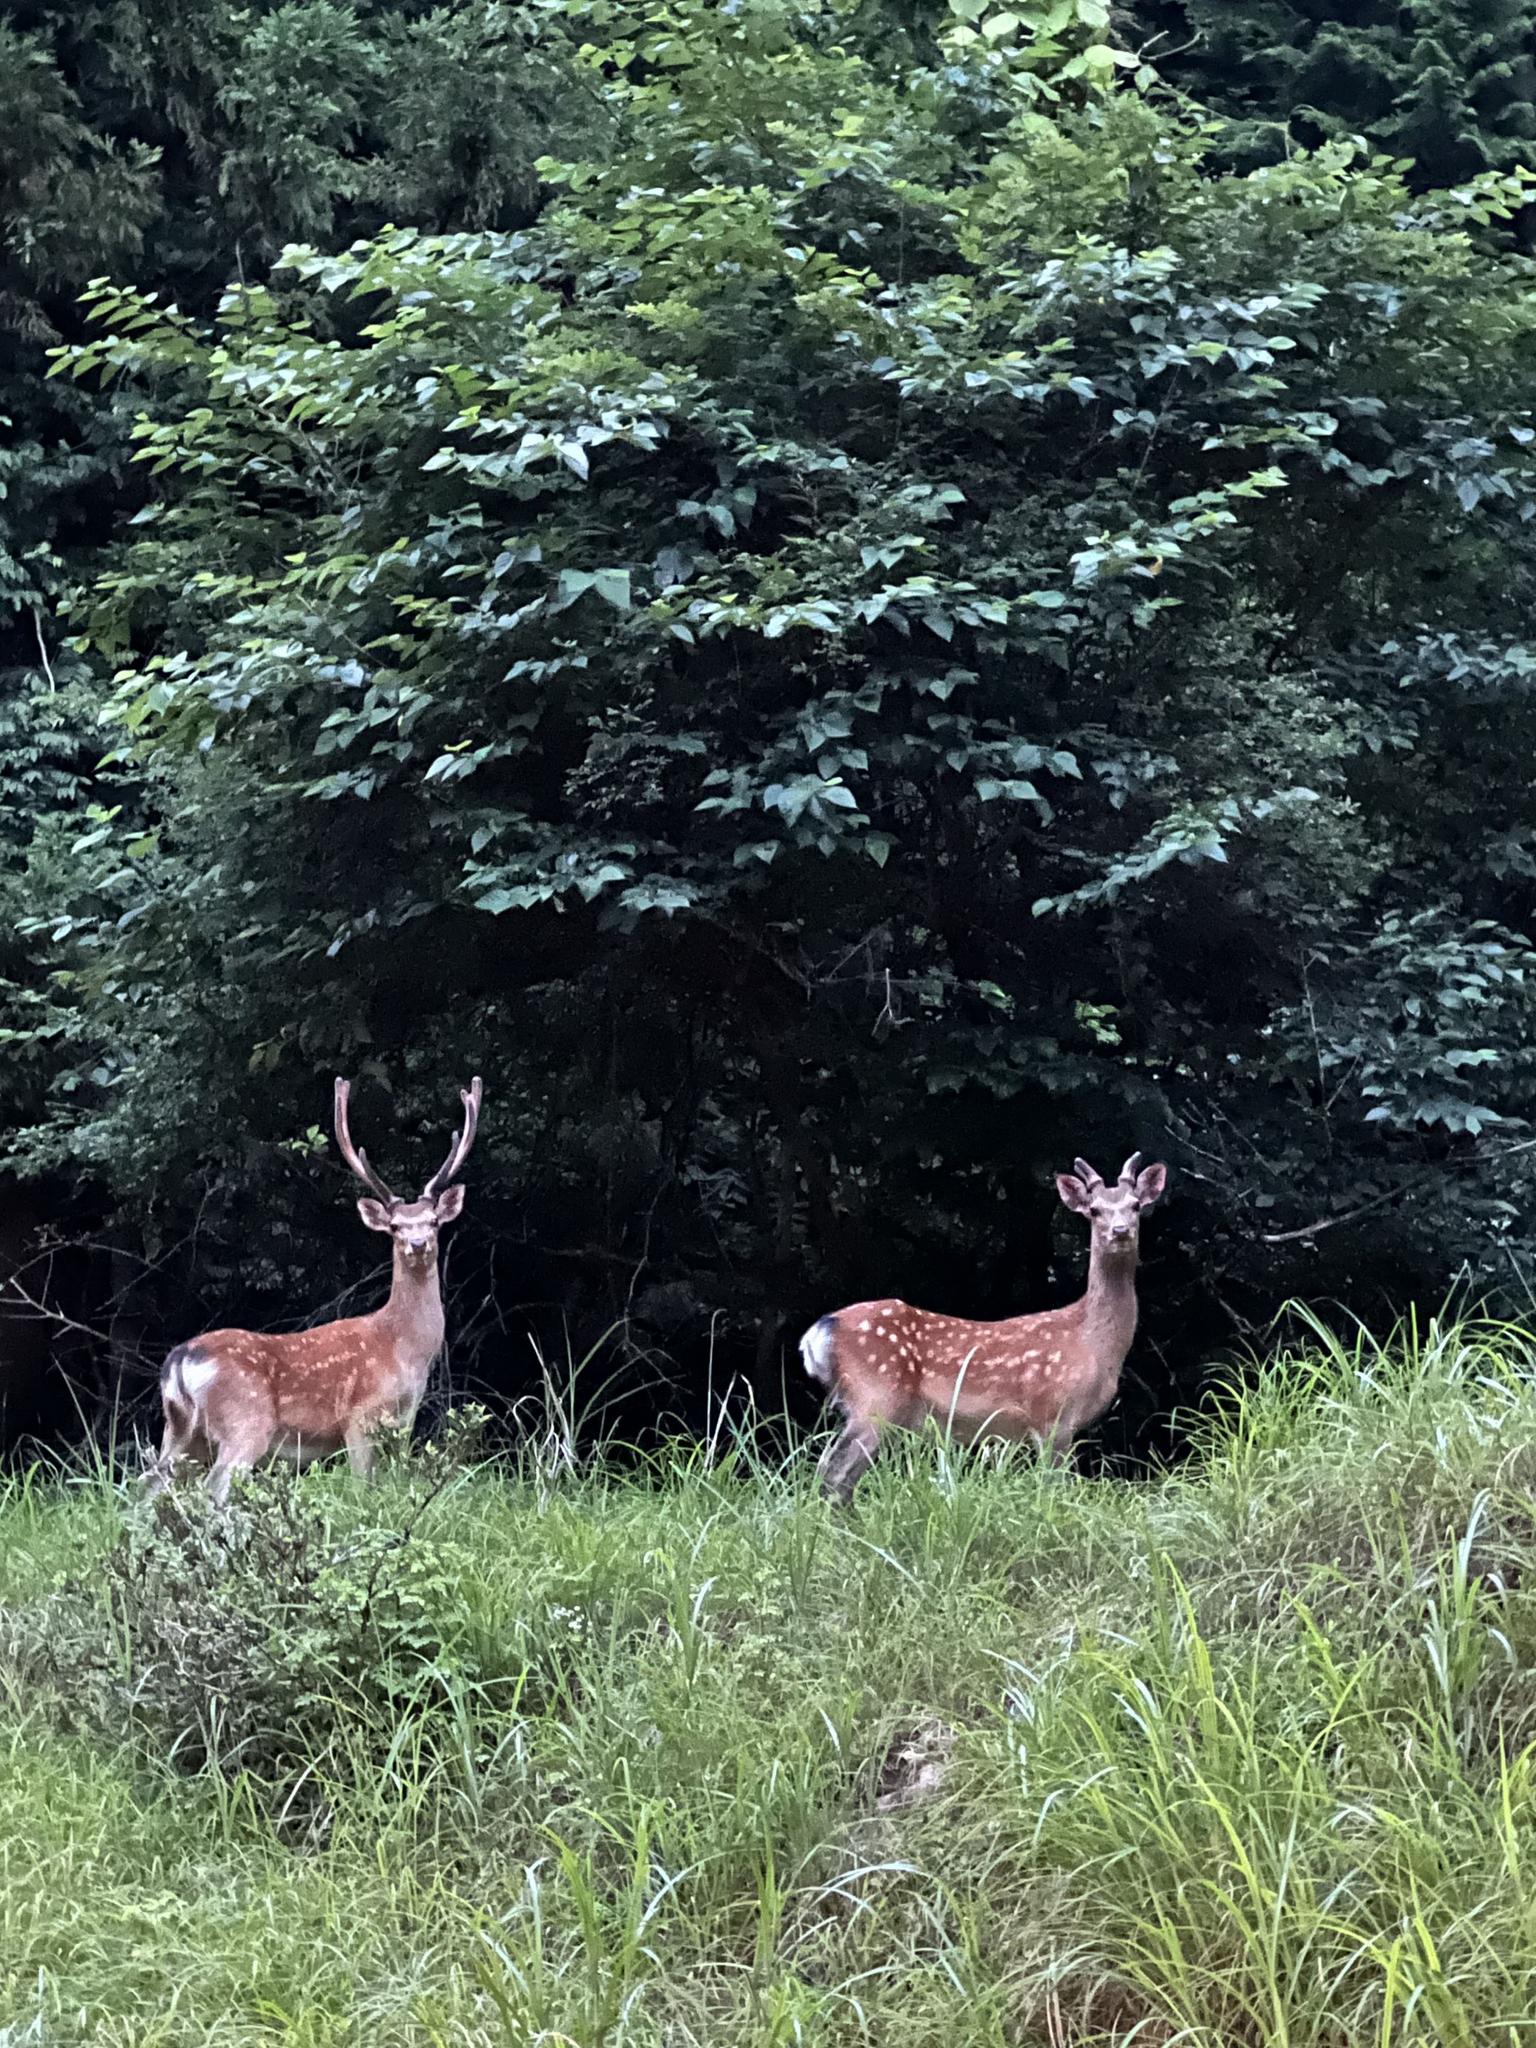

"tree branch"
[1259, 1134, 1536, 1244]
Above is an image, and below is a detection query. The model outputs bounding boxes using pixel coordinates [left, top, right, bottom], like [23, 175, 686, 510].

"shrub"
[3, 1411, 499, 1817]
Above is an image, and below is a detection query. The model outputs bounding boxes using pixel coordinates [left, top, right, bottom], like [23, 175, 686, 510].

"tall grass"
[4, 1314, 1536, 2043]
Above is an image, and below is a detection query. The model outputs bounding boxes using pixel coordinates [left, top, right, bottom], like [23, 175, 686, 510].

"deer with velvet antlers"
[801, 1152, 1167, 1502]
[147, 1075, 481, 1502]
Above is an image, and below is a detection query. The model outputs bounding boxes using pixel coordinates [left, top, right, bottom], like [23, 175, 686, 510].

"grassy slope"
[3, 1318, 1536, 2045]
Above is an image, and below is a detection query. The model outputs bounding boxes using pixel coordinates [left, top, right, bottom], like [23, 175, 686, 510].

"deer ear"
[1056, 1173, 1094, 1215]
[357, 1197, 393, 1233]
[1134, 1162, 1168, 1207]
[434, 1183, 466, 1224]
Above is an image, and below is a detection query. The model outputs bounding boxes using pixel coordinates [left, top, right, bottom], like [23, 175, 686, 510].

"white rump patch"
[179, 1356, 219, 1397]
[800, 1319, 837, 1384]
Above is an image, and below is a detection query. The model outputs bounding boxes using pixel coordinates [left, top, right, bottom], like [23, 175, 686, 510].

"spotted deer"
[800, 1153, 1167, 1502]
[148, 1074, 482, 1502]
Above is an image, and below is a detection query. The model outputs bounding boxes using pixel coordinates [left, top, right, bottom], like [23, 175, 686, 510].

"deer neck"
[377, 1247, 445, 1369]
[1080, 1239, 1140, 1371]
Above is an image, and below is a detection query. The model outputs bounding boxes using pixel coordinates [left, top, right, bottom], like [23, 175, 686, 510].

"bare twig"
[0, 1273, 126, 1356]
[32, 610, 56, 690]
[1259, 1184, 1415, 1245]
[1258, 1134, 1536, 1244]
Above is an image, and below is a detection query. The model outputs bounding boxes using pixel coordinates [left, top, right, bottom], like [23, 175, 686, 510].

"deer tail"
[161, 1342, 208, 1432]
[799, 1315, 838, 1386]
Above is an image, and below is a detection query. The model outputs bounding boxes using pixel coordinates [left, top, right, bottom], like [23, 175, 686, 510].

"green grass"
[5, 1313, 1536, 2044]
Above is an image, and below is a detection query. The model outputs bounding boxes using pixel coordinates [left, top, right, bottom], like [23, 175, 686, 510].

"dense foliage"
[1135, 0, 1536, 207]
[0, 0, 565, 1137]
[6, 0, 1536, 1435]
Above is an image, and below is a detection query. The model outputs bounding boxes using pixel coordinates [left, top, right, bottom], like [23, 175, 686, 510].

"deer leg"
[1034, 1428, 1074, 1470]
[342, 1421, 376, 1482]
[145, 1425, 188, 1495]
[818, 1419, 880, 1504]
[200, 1384, 278, 1505]
[207, 1433, 264, 1506]
[145, 1395, 200, 1493]
[207, 1456, 245, 1506]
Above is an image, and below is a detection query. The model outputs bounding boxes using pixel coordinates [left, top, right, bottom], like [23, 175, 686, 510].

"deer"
[147, 1074, 482, 1502]
[800, 1152, 1167, 1503]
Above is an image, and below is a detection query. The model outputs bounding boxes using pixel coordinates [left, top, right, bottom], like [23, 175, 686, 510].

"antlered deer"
[800, 1153, 1167, 1502]
[148, 1075, 481, 1501]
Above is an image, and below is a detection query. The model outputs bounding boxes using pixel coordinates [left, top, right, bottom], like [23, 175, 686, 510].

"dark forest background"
[6, 0, 1536, 1458]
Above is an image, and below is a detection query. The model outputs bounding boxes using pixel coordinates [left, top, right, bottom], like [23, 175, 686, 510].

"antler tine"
[1072, 1156, 1103, 1189]
[1119, 1151, 1144, 1185]
[423, 1075, 482, 1198]
[334, 1077, 397, 1205]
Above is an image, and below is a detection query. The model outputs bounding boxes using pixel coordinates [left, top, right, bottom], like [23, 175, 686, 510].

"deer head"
[334, 1074, 482, 1268]
[1055, 1151, 1167, 1259]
